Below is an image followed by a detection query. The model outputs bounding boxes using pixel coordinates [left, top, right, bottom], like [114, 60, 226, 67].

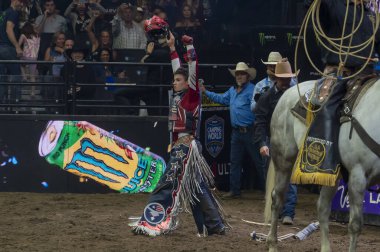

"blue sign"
[205, 115, 224, 158]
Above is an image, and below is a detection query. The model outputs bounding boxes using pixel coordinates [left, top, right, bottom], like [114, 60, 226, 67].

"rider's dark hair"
[174, 67, 188, 80]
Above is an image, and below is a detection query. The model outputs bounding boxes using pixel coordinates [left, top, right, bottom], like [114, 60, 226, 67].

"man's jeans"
[281, 184, 298, 219]
[229, 127, 265, 195]
[0, 45, 21, 102]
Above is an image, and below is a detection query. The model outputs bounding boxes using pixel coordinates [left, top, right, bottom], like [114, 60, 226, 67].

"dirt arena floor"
[0, 190, 379, 252]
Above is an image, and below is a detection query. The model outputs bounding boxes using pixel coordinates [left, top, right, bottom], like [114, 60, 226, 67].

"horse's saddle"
[291, 74, 378, 124]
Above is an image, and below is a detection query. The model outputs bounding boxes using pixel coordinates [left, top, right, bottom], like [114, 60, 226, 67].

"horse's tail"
[264, 158, 275, 224]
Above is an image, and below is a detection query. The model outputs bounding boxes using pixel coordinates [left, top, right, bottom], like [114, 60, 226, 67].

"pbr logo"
[144, 202, 166, 225]
[205, 115, 224, 158]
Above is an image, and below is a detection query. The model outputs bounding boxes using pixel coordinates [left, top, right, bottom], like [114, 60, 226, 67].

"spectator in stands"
[94, 48, 115, 83]
[19, 1, 32, 25]
[152, 6, 169, 23]
[102, 0, 137, 25]
[174, 4, 200, 46]
[154, 0, 177, 26]
[92, 47, 128, 99]
[18, 21, 40, 87]
[200, 62, 266, 197]
[175, 4, 200, 29]
[0, 0, 25, 102]
[34, 0, 67, 74]
[64, 37, 75, 50]
[24, 0, 43, 21]
[64, 0, 106, 48]
[134, 6, 145, 29]
[86, 9, 114, 61]
[183, 0, 201, 18]
[199, 0, 215, 22]
[44, 31, 65, 78]
[90, 47, 121, 114]
[64, 45, 96, 114]
[34, 0, 67, 34]
[112, 3, 147, 49]
[137, 0, 153, 18]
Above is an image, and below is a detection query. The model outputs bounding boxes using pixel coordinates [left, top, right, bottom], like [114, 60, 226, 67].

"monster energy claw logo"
[287, 33, 293, 46]
[258, 33, 276, 46]
[287, 33, 304, 46]
[259, 33, 265, 46]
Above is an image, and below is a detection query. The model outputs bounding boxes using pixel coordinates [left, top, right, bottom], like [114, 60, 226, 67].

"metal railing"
[0, 60, 234, 116]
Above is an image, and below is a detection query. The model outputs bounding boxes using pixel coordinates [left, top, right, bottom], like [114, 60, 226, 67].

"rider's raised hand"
[167, 31, 175, 51]
[181, 35, 193, 46]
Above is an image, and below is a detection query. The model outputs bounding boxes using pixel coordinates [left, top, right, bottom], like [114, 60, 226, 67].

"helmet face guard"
[148, 28, 168, 40]
[144, 15, 169, 42]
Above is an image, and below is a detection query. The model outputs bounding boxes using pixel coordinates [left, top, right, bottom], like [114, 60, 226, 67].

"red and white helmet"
[144, 15, 169, 40]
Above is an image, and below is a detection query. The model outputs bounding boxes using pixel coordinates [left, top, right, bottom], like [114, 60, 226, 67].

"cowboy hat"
[261, 51, 282, 65]
[274, 60, 300, 78]
[228, 62, 257, 80]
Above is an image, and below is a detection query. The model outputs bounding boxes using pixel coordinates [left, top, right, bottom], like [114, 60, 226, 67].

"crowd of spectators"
[0, 0, 224, 114]
[1, 0, 217, 64]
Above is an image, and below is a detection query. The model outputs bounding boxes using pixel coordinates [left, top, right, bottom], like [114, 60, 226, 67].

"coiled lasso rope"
[294, 0, 380, 113]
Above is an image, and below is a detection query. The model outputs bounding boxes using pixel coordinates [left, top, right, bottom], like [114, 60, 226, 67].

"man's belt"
[232, 125, 252, 133]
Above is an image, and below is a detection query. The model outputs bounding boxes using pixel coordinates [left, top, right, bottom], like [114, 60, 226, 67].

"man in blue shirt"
[251, 51, 297, 111]
[0, 0, 25, 102]
[201, 62, 265, 198]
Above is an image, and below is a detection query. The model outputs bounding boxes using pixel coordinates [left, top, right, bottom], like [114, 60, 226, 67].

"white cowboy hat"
[261, 51, 283, 65]
[274, 60, 300, 78]
[228, 62, 257, 80]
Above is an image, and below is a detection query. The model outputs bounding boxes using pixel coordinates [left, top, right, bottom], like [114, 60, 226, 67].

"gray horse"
[264, 80, 380, 252]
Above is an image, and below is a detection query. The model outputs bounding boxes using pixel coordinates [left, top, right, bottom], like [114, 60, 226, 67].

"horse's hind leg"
[267, 161, 292, 252]
[348, 167, 367, 252]
[318, 185, 338, 252]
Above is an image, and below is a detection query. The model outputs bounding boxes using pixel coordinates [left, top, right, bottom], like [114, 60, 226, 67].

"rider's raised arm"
[168, 32, 181, 73]
[182, 35, 198, 94]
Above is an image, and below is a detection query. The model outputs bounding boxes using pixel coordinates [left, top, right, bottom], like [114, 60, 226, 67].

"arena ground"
[0, 190, 379, 252]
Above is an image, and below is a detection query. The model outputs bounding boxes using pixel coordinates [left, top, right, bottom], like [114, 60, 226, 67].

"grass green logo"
[259, 33, 265, 46]
[287, 33, 293, 46]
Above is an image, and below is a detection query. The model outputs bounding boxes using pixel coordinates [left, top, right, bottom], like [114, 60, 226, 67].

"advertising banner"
[331, 179, 380, 216]
[0, 116, 168, 193]
[38, 121, 166, 193]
